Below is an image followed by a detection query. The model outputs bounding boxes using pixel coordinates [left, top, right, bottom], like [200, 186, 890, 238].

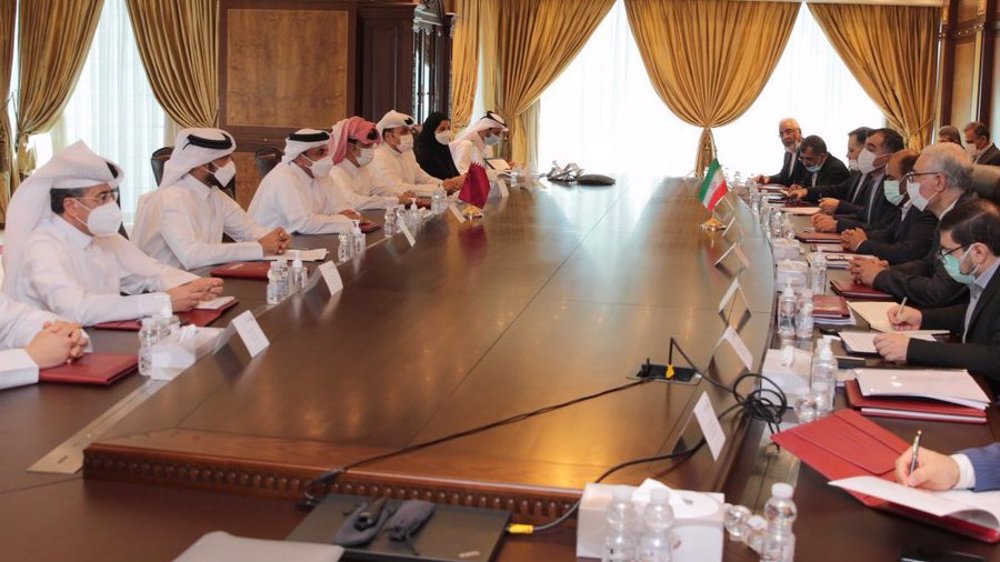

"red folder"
[830, 279, 893, 300]
[360, 221, 381, 233]
[93, 298, 238, 331]
[39, 353, 138, 385]
[813, 294, 849, 319]
[795, 230, 842, 243]
[773, 410, 1000, 542]
[209, 261, 271, 281]
[844, 380, 986, 424]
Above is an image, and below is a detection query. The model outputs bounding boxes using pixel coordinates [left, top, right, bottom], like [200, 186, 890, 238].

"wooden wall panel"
[951, 39, 978, 125]
[233, 152, 260, 210]
[225, 9, 350, 128]
[992, 33, 1000, 134]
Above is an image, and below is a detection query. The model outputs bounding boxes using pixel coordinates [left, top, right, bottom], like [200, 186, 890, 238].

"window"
[13, 0, 166, 223]
[538, 1, 884, 180]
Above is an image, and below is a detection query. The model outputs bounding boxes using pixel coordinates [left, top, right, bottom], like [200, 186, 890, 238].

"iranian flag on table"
[698, 159, 728, 212]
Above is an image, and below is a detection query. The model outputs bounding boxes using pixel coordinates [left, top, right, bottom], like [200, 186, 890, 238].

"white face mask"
[356, 147, 374, 166]
[307, 155, 333, 177]
[906, 178, 935, 212]
[857, 148, 879, 174]
[966, 144, 979, 157]
[484, 133, 501, 146]
[82, 201, 123, 238]
[435, 131, 452, 145]
[395, 134, 414, 152]
[847, 158, 860, 172]
[210, 161, 236, 186]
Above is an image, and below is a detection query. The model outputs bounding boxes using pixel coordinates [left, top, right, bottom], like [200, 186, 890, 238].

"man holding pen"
[895, 442, 1000, 493]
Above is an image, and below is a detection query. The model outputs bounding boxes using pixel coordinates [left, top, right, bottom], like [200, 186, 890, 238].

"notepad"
[194, 295, 237, 310]
[831, 476, 1000, 540]
[839, 331, 936, 355]
[854, 368, 990, 410]
[846, 301, 949, 334]
[782, 206, 821, 216]
[264, 248, 328, 262]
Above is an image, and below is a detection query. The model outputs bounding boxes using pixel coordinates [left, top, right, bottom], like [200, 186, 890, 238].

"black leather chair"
[255, 146, 284, 180]
[971, 164, 1000, 204]
[150, 146, 172, 186]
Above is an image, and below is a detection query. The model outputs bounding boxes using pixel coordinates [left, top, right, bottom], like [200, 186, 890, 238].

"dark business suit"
[906, 262, 1000, 390]
[963, 444, 1000, 492]
[802, 154, 850, 189]
[855, 205, 938, 265]
[802, 170, 865, 215]
[872, 191, 977, 308]
[835, 174, 896, 232]
[770, 148, 808, 187]
[976, 144, 1000, 167]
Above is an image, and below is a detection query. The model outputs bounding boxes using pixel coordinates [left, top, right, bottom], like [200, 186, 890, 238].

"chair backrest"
[970, 164, 1000, 203]
[255, 146, 284, 180]
[150, 146, 173, 186]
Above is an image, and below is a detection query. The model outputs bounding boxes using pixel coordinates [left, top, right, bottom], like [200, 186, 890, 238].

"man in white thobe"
[132, 128, 290, 269]
[2, 141, 223, 326]
[328, 116, 414, 209]
[371, 110, 463, 197]
[0, 293, 87, 389]
[449, 111, 509, 175]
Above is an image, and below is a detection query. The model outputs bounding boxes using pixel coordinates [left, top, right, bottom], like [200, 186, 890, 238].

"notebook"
[854, 368, 990, 410]
[39, 353, 138, 385]
[814, 294, 850, 319]
[796, 230, 843, 243]
[830, 279, 893, 300]
[844, 380, 986, 424]
[839, 331, 936, 355]
[92, 297, 238, 331]
[265, 249, 328, 262]
[210, 261, 271, 280]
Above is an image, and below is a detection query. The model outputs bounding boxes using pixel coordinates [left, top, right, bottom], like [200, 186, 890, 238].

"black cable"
[300, 379, 651, 509]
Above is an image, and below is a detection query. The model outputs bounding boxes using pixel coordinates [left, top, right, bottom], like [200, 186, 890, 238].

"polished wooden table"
[1, 179, 997, 561]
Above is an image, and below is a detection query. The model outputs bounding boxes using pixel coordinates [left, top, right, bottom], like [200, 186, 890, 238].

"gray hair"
[920, 142, 973, 191]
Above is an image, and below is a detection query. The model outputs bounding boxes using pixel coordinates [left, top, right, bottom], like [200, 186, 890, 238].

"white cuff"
[951, 453, 977, 489]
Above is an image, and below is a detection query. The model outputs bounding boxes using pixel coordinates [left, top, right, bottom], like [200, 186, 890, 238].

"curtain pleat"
[450, 0, 480, 131]
[624, 0, 799, 175]
[15, 0, 104, 178]
[495, 0, 614, 167]
[0, 0, 17, 222]
[125, 0, 218, 129]
[809, 3, 938, 150]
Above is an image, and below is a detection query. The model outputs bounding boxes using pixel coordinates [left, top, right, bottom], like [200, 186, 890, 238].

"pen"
[908, 430, 922, 484]
[896, 297, 908, 325]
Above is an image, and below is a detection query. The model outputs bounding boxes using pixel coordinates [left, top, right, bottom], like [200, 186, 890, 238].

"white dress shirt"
[9, 217, 196, 326]
[134, 175, 270, 269]
[0, 292, 60, 386]
[249, 163, 352, 234]
[328, 160, 401, 210]
[370, 144, 441, 196]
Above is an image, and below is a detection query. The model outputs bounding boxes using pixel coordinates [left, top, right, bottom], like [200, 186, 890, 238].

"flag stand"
[700, 214, 725, 231]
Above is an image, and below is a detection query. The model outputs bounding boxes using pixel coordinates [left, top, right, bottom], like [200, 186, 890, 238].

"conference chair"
[254, 147, 283, 181]
[971, 164, 1000, 203]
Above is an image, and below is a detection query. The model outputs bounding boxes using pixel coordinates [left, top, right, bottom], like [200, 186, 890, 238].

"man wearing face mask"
[752, 118, 807, 186]
[786, 135, 849, 190]
[249, 129, 363, 234]
[938, 126, 963, 146]
[328, 116, 417, 209]
[788, 127, 871, 215]
[812, 128, 903, 233]
[371, 110, 464, 197]
[2, 141, 223, 326]
[873, 199, 1000, 391]
[840, 150, 938, 265]
[963, 122, 1000, 166]
[851, 142, 976, 307]
[132, 128, 290, 270]
[450, 111, 510, 175]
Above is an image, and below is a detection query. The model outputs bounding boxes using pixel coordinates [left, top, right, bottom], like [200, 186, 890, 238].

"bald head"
[778, 118, 801, 150]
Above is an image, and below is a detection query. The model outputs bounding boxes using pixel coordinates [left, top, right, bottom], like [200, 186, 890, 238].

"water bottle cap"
[771, 482, 794, 499]
[612, 486, 632, 502]
[650, 488, 670, 504]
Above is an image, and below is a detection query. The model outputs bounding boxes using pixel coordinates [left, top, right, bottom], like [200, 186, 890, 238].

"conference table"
[0, 176, 998, 561]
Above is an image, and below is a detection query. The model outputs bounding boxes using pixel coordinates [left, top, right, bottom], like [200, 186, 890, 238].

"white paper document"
[231, 310, 270, 358]
[194, 295, 236, 310]
[265, 248, 328, 261]
[838, 331, 936, 355]
[781, 206, 821, 216]
[847, 301, 949, 334]
[854, 368, 990, 409]
[317, 261, 344, 295]
[717, 326, 753, 370]
[693, 392, 726, 461]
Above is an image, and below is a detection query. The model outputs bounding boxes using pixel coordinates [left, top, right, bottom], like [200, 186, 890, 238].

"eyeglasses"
[74, 188, 120, 205]
[779, 128, 800, 136]
[936, 244, 967, 260]
[903, 171, 942, 183]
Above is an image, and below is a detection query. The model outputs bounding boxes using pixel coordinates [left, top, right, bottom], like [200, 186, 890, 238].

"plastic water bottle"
[266, 262, 281, 304]
[811, 339, 836, 416]
[744, 515, 768, 554]
[290, 250, 306, 292]
[384, 207, 396, 238]
[337, 232, 352, 262]
[637, 489, 676, 562]
[777, 282, 797, 339]
[352, 220, 365, 256]
[795, 288, 814, 340]
[769, 207, 783, 239]
[810, 252, 827, 294]
[137, 317, 157, 377]
[432, 184, 446, 214]
[406, 199, 421, 234]
[395, 204, 406, 233]
[762, 483, 797, 562]
[602, 487, 636, 562]
[724, 504, 753, 542]
[276, 258, 290, 299]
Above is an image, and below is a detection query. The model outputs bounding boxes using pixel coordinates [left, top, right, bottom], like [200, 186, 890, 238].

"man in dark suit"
[841, 150, 938, 265]
[895, 441, 1000, 493]
[789, 135, 849, 190]
[812, 128, 905, 233]
[964, 121, 1000, 166]
[851, 142, 975, 307]
[787, 127, 871, 216]
[752, 118, 807, 186]
[874, 199, 1000, 390]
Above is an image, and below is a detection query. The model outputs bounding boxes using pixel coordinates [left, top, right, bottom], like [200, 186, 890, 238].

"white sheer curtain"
[538, 1, 885, 180]
[27, 0, 165, 223]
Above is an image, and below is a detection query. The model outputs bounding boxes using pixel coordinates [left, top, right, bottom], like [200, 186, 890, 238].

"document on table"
[847, 301, 949, 334]
[839, 331, 936, 355]
[264, 248, 328, 261]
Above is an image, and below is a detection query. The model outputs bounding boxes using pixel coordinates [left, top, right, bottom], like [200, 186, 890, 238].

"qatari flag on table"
[459, 162, 490, 208]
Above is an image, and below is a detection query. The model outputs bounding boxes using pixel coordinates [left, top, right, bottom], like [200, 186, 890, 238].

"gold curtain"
[809, 3, 938, 150]
[495, 0, 614, 167]
[125, 0, 218, 129]
[0, 0, 16, 222]
[479, 0, 499, 118]
[450, 0, 480, 130]
[625, 0, 799, 175]
[15, 0, 104, 178]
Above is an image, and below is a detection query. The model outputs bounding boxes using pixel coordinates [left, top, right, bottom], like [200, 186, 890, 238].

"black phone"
[900, 544, 986, 562]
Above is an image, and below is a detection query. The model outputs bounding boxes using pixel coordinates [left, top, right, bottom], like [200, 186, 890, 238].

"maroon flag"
[459, 162, 490, 208]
